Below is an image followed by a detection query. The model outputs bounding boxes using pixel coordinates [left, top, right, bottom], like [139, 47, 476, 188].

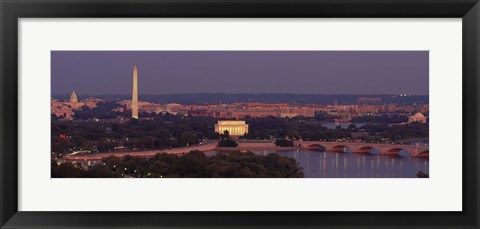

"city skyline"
[52, 92, 428, 96]
[51, 51, 429, 95]
[51, 50, 429, 178]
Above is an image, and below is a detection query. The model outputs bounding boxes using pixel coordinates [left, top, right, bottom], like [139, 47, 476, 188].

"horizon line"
[51, 92, 429, 96]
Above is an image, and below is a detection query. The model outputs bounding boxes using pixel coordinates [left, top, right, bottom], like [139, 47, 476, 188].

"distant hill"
[52, 93, 428, 105]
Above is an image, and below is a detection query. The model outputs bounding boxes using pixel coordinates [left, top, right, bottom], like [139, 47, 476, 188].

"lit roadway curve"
[64, 141, 218, 161]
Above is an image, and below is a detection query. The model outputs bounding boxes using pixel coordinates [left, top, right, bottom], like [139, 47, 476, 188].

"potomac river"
[243, 149, 428, 178]
[65, 140, 429, 178]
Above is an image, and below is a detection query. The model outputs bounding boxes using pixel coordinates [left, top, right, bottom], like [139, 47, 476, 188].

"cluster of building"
[110, 101, 428, 120]
[51, 91, 104, 120]
[113, 101, 184, 115]
[52, 93, 428, 125]
[51, 65, 428, 125]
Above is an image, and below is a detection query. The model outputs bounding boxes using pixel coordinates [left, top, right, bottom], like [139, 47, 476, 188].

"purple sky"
[51, 51, 428, 95]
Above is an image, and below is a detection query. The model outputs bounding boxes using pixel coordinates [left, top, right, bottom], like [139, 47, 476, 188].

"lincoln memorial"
[215, 121, 249, 136]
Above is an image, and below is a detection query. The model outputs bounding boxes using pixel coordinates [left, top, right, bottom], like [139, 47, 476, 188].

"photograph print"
[51, 51, 429, 178]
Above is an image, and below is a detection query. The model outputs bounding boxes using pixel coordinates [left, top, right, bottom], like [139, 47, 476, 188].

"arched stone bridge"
[294, 140, 429, 157]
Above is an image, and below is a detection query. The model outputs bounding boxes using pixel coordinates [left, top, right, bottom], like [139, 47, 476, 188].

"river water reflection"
[73, 149, 429, 178]
[236, 150, 428, 178]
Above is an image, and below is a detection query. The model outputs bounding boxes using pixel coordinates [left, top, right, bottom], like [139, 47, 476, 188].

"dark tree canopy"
[51, 151, 304, 178]
[275, 139, 294, 147]
[218, 139, 238, 147]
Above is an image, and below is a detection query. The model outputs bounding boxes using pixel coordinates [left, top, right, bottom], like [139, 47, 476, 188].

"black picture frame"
[1, 0, 479, 228]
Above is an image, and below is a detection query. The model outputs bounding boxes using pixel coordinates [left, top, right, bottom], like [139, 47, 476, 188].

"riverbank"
[63, 139, 428, 161]
[63, 141, 218, 161]
[64, 144, 304, 161]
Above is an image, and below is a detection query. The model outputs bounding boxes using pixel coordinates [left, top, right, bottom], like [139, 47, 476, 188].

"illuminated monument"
[132, 65, 139, 119]
[215, 121, 249, 136]
[69, 91, 78, 103]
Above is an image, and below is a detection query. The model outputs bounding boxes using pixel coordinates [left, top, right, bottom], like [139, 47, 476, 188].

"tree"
[347, 124, 357, 131]
[51, 159, 59, 177]
[86, 164, 115, 178]
[289, 131, 301, 140]
[221, 130, 230, 139]
[80, 141, 96, 152]
[275, 139, 294, 147]
[52, 150, 305, 178]
[218, 139, 238, 147]
[51, 114, 58, 121]
[179, 131, 199, 146]
[96, 138, 117, 152]
[416, 171, 429, 178]
[52, 162, 83, 178]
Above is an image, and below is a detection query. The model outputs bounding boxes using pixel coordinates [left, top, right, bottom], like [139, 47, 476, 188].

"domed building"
[408, 112, 427, 123]
[51, 91, 101, 120]
[69, 91, 78, 103]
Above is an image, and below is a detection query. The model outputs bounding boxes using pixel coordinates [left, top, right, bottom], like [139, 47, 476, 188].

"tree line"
[52, 150, 304, 178]
[52, 114, 428, 155]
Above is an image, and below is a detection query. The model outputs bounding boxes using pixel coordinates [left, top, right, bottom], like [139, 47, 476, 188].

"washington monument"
[132, 65, 138, 119]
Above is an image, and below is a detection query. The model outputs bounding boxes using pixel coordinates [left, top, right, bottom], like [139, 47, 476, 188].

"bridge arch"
[383, 147, 411, 157]
[295, 141, 429, 157]
[354, 146, 380, 155]
[305, 144, 326, 151]
[330, 145, 351, 153]
[413, 150, 429, 158]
